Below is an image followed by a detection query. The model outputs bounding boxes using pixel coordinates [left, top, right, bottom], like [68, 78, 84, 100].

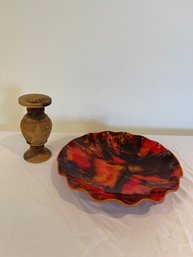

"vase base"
[24, 146, 51, 163]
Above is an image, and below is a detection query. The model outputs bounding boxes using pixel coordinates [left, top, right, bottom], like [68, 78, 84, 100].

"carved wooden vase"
[18, 94, 52, 163]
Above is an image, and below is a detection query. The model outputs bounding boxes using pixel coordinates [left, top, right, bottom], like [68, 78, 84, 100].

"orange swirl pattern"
[57, 131, 183, 206]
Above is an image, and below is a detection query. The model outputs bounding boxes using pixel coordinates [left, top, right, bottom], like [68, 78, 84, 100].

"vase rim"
[18, 94, 52, 108]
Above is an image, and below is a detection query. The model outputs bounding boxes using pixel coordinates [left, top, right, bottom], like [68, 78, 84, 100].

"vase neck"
[27, 108, 45, 120]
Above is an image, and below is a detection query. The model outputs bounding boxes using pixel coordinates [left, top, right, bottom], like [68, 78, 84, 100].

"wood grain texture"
[18, 94, 52, 163]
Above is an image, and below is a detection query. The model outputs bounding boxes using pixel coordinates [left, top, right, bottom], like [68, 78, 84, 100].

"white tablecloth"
[0, 132, 193, 257]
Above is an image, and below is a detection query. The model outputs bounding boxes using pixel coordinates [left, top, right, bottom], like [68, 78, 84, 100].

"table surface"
[0, 132, 193, 257]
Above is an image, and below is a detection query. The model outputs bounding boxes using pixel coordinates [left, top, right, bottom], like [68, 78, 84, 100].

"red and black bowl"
[57, 131, 183, 206]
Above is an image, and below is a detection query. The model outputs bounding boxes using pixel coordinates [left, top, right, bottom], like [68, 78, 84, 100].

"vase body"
[18, 94, 52, 163]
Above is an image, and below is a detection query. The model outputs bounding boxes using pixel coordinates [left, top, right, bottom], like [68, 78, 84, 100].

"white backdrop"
[0, 0, 193, 134]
